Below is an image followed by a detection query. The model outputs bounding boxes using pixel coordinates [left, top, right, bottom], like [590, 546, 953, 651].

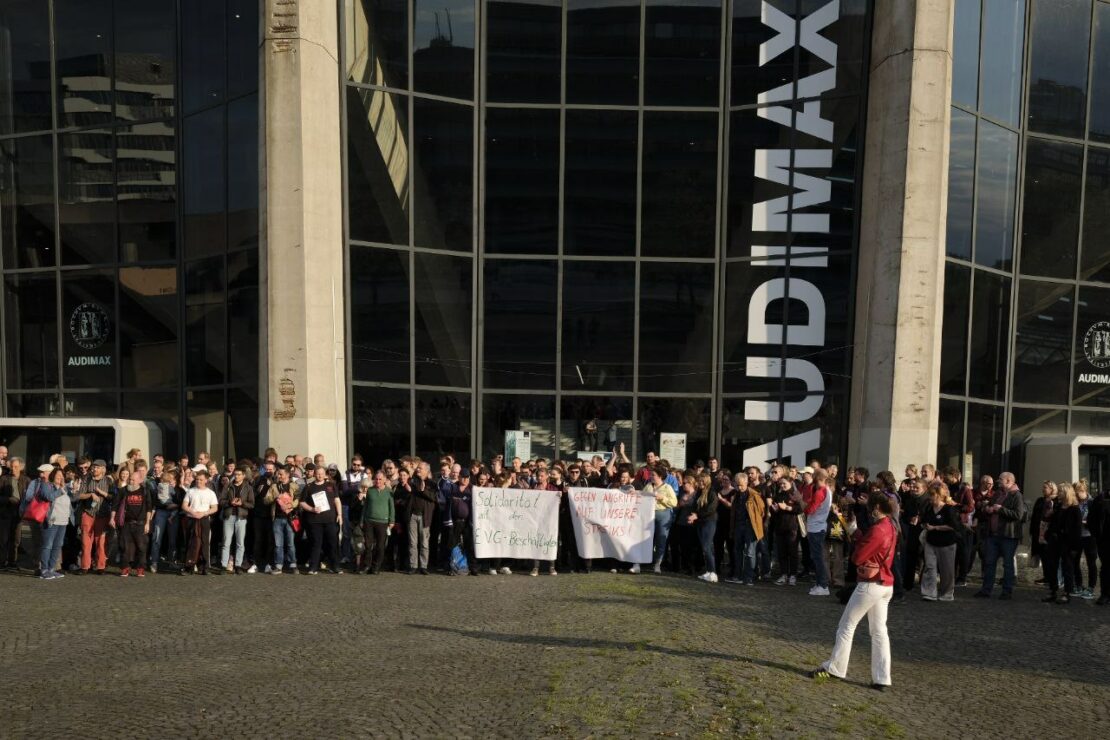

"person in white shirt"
[181, 471, 219, 575]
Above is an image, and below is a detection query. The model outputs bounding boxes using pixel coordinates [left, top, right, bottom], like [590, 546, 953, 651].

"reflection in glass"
[54, 0, 113, 128]
[183, 107, 226, 259]
[979, 0, 1025, 126]
[115, 0, 176, 123]
[484, 108, 559, 254]
[352, 385, 411, 464]
[722, 260, 787, 395]
[641, 112, 718, 258]
[414, 0, 475, 99]
[730, 0, 793, 107]
[566, 0, 639, 105]
[416, 391, 471, 460]
[1008, 406, 1066, 477]
[0, 135, 56, 269]
[118, 121, 177, 262]
[1012, 279, 1072, 405]
[1069, 410, 1110, 433]
[777, 391, 851, 467]
[413, 97, 473, 251]
[1091, 1, 1110, 143]
[560, 397, 633, 458]
[638, 397, 710, 467]
[481, 393, 554, 461]
[644, 0, 722, 106]
[638, 262, 714, 393]
[0, 0, 53, 135]
[1074, 286, 1110, 408]
[562, 261, 635, 392]
[181, 0, 226, 113]
[951, 0, 980, 110]
[1081, 149, 1110, 282]
[186, 389, 225, 459]
[119, 266, 178, 387]
[965, 403, 1004, 481]
[63, 392, 118, 418]
[346, 0, 408, 88]
[483, 260, 557, 389]
[3, 274, 58, 389]
[1027, 0, 1091, 138]
[967, 271, 1010, 401]
[564, 109, 637, 256]
[936, 398, 965, 472]
[486, 0, 562, 103]
[62, 269, 116, 389]
[940, 263, 971, 396]
[414, 252, 472, 387]
[227, 250, 259, 387]
[946, 109, 975, 260]
[184, 257, 226, 386]
[227, 0, 259, 98]
[59, 130, 115, 266]
[227, 94, 259, 252]
[227, 386, 259, 461]
[346, 87, 409, 246]
[1020, 138, 1082, 279]
[122, 392, 179, 455]
[350, 246, 410, 383]
[6, 394, 58, 417]
[973, 121, 1018, 270]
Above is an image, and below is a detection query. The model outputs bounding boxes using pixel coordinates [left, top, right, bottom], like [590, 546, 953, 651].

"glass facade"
[342, 0, 871, 466]
[941, 0, 1110, 479]
[0, 0, 260, 460]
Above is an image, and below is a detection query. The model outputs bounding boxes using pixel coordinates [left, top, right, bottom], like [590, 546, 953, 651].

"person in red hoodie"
[810, 492, 898, 691]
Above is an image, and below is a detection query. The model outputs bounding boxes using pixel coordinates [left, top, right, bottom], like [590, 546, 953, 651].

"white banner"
[567, 487, 655, 563]
[472, 486, 560, 560]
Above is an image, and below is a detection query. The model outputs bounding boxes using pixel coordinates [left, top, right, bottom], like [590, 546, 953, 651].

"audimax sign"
[67, 302, 112, 367]
[1079, 321, 1110, 383]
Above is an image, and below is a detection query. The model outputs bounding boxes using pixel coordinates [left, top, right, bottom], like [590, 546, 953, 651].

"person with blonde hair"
[686, 472, 719, 583]
[920, 481, 960, 602]
[1042, 482, 1081, 604]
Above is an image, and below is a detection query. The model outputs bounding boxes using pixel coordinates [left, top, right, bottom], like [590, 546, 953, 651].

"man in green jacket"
[360, 471, 395, 574]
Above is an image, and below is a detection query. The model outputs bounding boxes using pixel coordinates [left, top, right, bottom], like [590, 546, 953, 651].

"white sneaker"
[652, 563, 662, 574]
[246, 564, 257, 574]
[628, 564, 640, 574]
[809, 586, 829, 596]
[530, 568, 539, 577]
[788, 576, 796, 586]
[708, 572, 718, 583]
[264, 564, 272, 574]
[698, 572, 712, 582]
[774, 575, 787, 585]
[548, 568, 558, 576]
[499, 566, 512, 575]
[488, 568, 498, 576]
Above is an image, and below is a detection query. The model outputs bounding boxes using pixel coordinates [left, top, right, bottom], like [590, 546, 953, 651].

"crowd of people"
[1, 444, 1108, 610]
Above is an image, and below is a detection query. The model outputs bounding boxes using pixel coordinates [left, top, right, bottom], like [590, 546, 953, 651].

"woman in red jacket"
[810, 492, 898, 690]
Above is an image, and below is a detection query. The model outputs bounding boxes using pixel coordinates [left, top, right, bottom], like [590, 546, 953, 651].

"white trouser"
[822, 581, 892, 686]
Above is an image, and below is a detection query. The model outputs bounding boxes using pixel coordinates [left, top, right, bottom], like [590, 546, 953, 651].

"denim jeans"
[756, 538, 771, 578]
[652, 508, 675, 566]
[731, 524, 759, 582]
[220, 516, 248, 568]
[39, 523, 66, 575]
[697, 519, 717, 572]
[808, 528, 828, 588]
[979, 535, 1019, 595]
[272, 518, 297, 568]
[148, 509, 177, 565]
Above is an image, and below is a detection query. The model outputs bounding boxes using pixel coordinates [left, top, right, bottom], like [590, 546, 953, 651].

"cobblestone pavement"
[0, 566, 1107, 739]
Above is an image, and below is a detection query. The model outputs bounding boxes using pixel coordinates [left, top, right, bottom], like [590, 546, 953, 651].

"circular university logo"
[69, 302, 111, 350]
[1083, 321, 1110, 369]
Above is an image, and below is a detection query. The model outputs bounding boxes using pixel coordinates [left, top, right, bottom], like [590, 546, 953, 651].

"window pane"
[965, 402, 1004, 481]
[481, 393, 554, 461]
[184, 257, 226, 386]
[951, 0, 980, 109]
[967, 271, 1010, 401]
[1020, 138, 1082, 279]
[973, 121, 1018, 271]
[641, 111, 718, 258]
[415, 390, 471, 460]
[181, 0, 226, 113]
[1027, 0, 1091, 137]
[980, 0, 1025, 126]
[638, 397, 710, 467]
[562, 261, 635, 392]
[776, 390, 850, 468]
[484, 108, 559, 254]
[559, 396, 633, 458]
[352, 385, 410, 465]
[414, 0, 475, 99]
[0, 0, 52, 135]
[946, 109, 976, 260]
[1080, 148, 1110, 282]
[64, 391, 118, 418]
[1091, 2, 1110, 143]
[227, 386, 258, 461]
[940, 262, 971, 395]
[227, 94, 259, 252]
[1074, 286, 1110, 408]
[936, 398, 965, 472]
[483, 259, 557, 389]
[413, 97, 473, 251]
[564, 109, 637, 256]
[413, 252, 472, 387]
[119, 266, 177, 387]
[1008, 406, 1067, 479]
[0, 134, 56, 270]
[726, 107, 794, 259]
[118, 121, 177, 262]
[1013, 279, 1072, 405]
[227, 0, 259, 98]
[121, 392, 179, 456]
[6, 394, 59, 417]
[54, 0, 113, 128]
[730, 0, 793, 107]
[61, 269, 116, 389]
[227, 250, 259, 387]
[59, 129, 115, 266]
[3, 273, 58, 389]
[115, 0, 176, 123]
[346, 87, 409, 246]
[486, 0, 562, 103]
[566, 0, 639, 105]
[1070, 409, 1110, 434]
[638, 262, 714, 393]
[186, 389, 225, 460]
[350, 245, 409, 383]
[345, 0, 408, 88]
[644, 0, 722, 106]
[183, 107, 226, 259]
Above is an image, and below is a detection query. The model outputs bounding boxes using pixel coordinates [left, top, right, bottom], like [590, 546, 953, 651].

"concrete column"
[259, 0, 348, 463]
[847, 0, 953, 474]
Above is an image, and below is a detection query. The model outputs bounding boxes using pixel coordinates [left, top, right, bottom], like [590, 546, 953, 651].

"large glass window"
[0, 135, 56, 270]
[486, 0, 562, 104]
[484, 108, 559, 254]
[1012, 279, 1073, 405]
[184, 257, 226, 387]
[119, 266, 178, 388]
[979, 0, 1025, 127]
[946, 110, 976, 260]
[54, 0, 113, 129]
[118, 121, 177, 263]
[413, 0, 475, 100]
[413, 98, 473, 251]
[641, 112, 718, 258]
[115, 0, 176, 123]
[183, 107, 226, 259]
[1074, 285, 1110, 407]
[352, 385, 411, 464]
[638, 262, 714, 393]
[61, 269, 117, 389]
[967, 271, 1010, 401]
[1081, 148, 1110, 282]
[482, 259, 557, 389]
[346, 86, 410, 247]
[0, 0, 52, 135]
[413, 252, 472, 387]
[1019, 138, 1083, 279]
[951, 0, 981, 110]
[350, 245, 410, 383]
[415, 390, 471, 460]
[561, 261, 635, 392]
[566, 0, 640, 105]
[1091, 2, 1110, 144]
[940, 263, 971, 396]
[58, 129, 116, 266]
[1027, 0, 1091, 138]
[481, 393, 555, 461]
[3, 274, 58, 389]
[973, 121, 1018, 271]
[644, 0, 722, 107]
[345, 0, 408, 89]
[563, 109, 637, 256]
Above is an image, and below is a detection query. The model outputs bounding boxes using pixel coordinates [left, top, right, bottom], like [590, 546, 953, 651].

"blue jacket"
[33, 482, 69, 525]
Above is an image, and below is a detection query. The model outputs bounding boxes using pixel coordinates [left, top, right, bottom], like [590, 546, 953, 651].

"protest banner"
[472, 486, 560, 560]
[566, 487, 654, 563]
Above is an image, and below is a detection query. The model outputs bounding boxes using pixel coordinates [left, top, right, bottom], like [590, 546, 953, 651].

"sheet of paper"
[312, 491, 330, 512]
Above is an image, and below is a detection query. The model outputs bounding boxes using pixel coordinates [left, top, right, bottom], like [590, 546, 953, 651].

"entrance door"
[1078, 445, 1110, 494]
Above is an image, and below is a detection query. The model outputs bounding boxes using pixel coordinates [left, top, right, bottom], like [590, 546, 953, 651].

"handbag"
[23, 493, 50, 524]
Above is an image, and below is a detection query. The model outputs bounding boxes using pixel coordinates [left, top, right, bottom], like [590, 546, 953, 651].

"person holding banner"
[529, 469, 560, 577]
[644, 466, 677, 574]
[686, 473, 719, 583]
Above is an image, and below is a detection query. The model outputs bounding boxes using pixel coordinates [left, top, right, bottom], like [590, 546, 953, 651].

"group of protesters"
[1, 443, 1108, 608]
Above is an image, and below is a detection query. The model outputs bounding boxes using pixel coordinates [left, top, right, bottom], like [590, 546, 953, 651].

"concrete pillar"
[847, 0, 953, 474]
[259, 0, 348, 463]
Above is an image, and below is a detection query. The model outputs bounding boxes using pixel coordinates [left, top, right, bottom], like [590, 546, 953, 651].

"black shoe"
[870, 683, 888, 692]
[808, 669, 831, 680]
[419, 568, 429, 575]
[998, 592, 1012, 601]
